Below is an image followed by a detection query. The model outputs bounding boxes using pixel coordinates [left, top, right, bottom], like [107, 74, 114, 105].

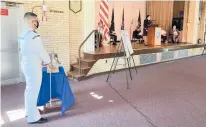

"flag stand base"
[38, 99, 61, 114]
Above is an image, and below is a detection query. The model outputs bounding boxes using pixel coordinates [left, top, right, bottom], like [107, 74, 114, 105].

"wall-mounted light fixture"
[32, 0, 47, 22]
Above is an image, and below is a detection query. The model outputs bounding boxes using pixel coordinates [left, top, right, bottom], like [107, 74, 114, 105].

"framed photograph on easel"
[120, 31, 134, 58]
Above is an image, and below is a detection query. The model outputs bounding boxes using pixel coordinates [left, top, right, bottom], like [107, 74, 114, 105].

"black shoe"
[29, 118, 48, 124]
[113, 43, 117, 45]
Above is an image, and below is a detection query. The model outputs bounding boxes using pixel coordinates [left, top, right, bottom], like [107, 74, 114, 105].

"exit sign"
[0, 9, 8, 16]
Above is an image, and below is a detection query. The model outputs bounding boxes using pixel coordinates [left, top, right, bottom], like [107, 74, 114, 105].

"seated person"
[133, 26, 143, 43]
[161, 26, 167, 43]
[109, 26, 117, 45]
[95, 21, 103, 48]
[95, 31, 102, 48]
[169, 25, 180, 43]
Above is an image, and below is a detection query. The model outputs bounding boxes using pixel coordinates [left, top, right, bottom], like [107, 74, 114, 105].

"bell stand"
[39, 52, 61, 114]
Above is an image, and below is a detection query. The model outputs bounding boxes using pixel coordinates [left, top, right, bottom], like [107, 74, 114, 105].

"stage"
[89, 42, 203, 57]
[69, 43, 205, 81]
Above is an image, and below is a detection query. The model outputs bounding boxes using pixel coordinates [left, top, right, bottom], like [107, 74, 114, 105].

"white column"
[186, 1, 200, 44]
[83, 0, 95, 53]
[192, 1, 200, 44]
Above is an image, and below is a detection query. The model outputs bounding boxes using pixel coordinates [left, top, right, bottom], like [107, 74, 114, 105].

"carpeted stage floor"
[1, 56, 206, 127]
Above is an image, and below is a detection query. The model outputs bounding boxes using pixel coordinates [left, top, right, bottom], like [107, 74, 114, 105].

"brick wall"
[4, 0, 85, 73]
[69, 4, 84, 64]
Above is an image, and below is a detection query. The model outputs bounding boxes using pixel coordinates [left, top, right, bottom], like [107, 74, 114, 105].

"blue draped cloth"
[37, 66, 75, 115]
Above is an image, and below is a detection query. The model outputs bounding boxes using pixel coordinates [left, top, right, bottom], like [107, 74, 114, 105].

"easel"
[106, 31, 137, 89]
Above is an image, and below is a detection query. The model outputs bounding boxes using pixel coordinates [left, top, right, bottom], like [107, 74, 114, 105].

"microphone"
[151, 20, 155, 24]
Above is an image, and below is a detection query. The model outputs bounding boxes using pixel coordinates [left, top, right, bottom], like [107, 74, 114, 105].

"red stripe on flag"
[104, 36, 106, 40]
[104, 29, 107, 35]
[99, 0, 109, 41]
[101, 0, 109, 10]
[99, 13, 109, 27]
[104, 29, 109, 41]
[100, 6, 109, 18]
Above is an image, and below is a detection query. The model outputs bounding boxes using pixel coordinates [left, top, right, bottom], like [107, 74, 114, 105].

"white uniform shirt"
[19, 28, 51, 69]
[173, 30, 178, 36]
[161, 29, 166, 35]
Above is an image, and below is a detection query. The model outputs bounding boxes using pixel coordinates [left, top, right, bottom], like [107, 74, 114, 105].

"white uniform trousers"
[22, 65, 42, 123]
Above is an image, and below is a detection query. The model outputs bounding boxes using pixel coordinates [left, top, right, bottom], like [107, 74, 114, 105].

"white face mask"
[148, 17, 150, 20]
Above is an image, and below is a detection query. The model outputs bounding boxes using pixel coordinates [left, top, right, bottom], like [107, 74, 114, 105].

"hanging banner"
[0, 9, 8, 16]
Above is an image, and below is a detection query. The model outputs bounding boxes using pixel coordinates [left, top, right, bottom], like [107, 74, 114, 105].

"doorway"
[1, 2, 24, 85]
[172, 1, 185, 42]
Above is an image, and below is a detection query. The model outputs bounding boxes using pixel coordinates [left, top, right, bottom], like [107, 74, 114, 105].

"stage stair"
[68, 56, 96, 81]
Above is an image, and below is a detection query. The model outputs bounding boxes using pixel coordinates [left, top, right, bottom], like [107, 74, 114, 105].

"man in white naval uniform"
[19, 12, 51, 124]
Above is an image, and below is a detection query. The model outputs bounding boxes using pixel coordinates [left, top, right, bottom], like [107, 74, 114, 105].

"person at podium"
[143, 15, 152, 46]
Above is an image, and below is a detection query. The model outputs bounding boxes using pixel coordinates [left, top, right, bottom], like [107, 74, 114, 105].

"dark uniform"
[143, 19, 152, 36]
[109, 27, 117, 44]
[133, 29, 142, 39]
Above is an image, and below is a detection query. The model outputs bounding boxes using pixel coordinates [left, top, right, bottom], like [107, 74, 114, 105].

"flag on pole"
[121, 8, 124, 30]
[138, 10, 141, 27]
[111, 7, 115, 31]
[99, 0, 109, 41]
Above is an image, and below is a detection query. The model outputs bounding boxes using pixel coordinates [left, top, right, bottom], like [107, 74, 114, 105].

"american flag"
[99, 0, 109, 41]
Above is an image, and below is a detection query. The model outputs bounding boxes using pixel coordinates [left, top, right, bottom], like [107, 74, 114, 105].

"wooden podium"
[147, 26, 161, 46]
